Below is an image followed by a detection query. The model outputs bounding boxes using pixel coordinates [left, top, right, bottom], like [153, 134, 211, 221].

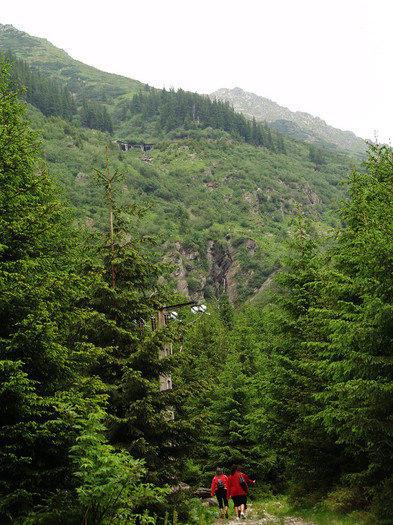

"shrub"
[324, 487, 368, 514]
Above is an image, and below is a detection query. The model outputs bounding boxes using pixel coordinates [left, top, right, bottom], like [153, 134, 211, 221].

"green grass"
[180, 498, 217, 525]
[250, 496, 376, 525]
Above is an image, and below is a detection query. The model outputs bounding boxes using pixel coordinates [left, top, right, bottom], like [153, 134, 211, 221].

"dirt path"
[215, 504, 317, 525]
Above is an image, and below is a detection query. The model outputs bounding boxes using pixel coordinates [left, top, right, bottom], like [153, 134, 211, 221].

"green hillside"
[0, 23, 357, 304]
[0, 24, 143, 99]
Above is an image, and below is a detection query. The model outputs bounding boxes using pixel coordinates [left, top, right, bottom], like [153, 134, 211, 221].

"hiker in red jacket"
[210, 467, 229, 519]
[226, 465, 255, 520]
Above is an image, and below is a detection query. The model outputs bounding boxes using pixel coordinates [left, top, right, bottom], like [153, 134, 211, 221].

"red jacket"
[211, 474, 228, 496]
[227, 471, 255, 498]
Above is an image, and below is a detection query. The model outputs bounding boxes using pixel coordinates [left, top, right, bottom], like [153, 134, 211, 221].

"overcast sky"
[2, 0, 393, 143]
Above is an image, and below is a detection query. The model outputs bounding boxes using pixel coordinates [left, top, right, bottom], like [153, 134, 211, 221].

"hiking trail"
[214, 504, 317, 525]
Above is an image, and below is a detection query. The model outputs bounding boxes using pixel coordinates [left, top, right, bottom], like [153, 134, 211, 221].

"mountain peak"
[210, 87, 366, 155]
[0, 23, 16, 30]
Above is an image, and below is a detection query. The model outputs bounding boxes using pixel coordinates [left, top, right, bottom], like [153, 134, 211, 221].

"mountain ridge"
[210, 87, 367, 155]
[1, 23, 367, 156]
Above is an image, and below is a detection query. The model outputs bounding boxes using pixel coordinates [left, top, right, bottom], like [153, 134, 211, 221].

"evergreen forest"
[1, 25, 393, 525]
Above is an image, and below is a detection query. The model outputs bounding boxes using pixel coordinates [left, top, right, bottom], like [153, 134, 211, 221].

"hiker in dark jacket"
[211, 467, 229, 519]
[227, 465, 255, 519]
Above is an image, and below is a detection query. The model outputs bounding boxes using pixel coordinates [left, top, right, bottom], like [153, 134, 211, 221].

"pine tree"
[83, 150, 203, 491]
[206, 304, 265, 479]
[253, 210, 343, 501]
[0, 60, 99, 522]
[310, 144, 393, 519]
[206, 349, 254, 471]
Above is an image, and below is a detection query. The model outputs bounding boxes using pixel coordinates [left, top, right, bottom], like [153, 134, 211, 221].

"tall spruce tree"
[206, 354, 252, 471]
[252, 211, 344, 502]
[0, 60, 99, 522]
[81, 151, 203, 496]
[177, 301, 262, 483]
[310, 144, 393, 521]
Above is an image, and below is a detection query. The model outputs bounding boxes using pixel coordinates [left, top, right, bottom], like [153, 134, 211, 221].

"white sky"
[2, 0, 393, 143]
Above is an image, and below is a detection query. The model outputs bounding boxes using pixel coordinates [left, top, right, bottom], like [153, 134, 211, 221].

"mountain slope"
[0, 24, 144, 101]
[0, 24, 358, 305]
[210, 87, 367, 156]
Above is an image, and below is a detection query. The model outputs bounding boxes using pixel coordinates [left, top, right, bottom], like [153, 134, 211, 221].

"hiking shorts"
[232, 494, 247, 508]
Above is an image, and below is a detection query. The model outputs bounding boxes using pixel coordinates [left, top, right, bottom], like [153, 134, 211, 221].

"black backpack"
[239, 473, 247, 491]
[217, 477, 225, 490]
